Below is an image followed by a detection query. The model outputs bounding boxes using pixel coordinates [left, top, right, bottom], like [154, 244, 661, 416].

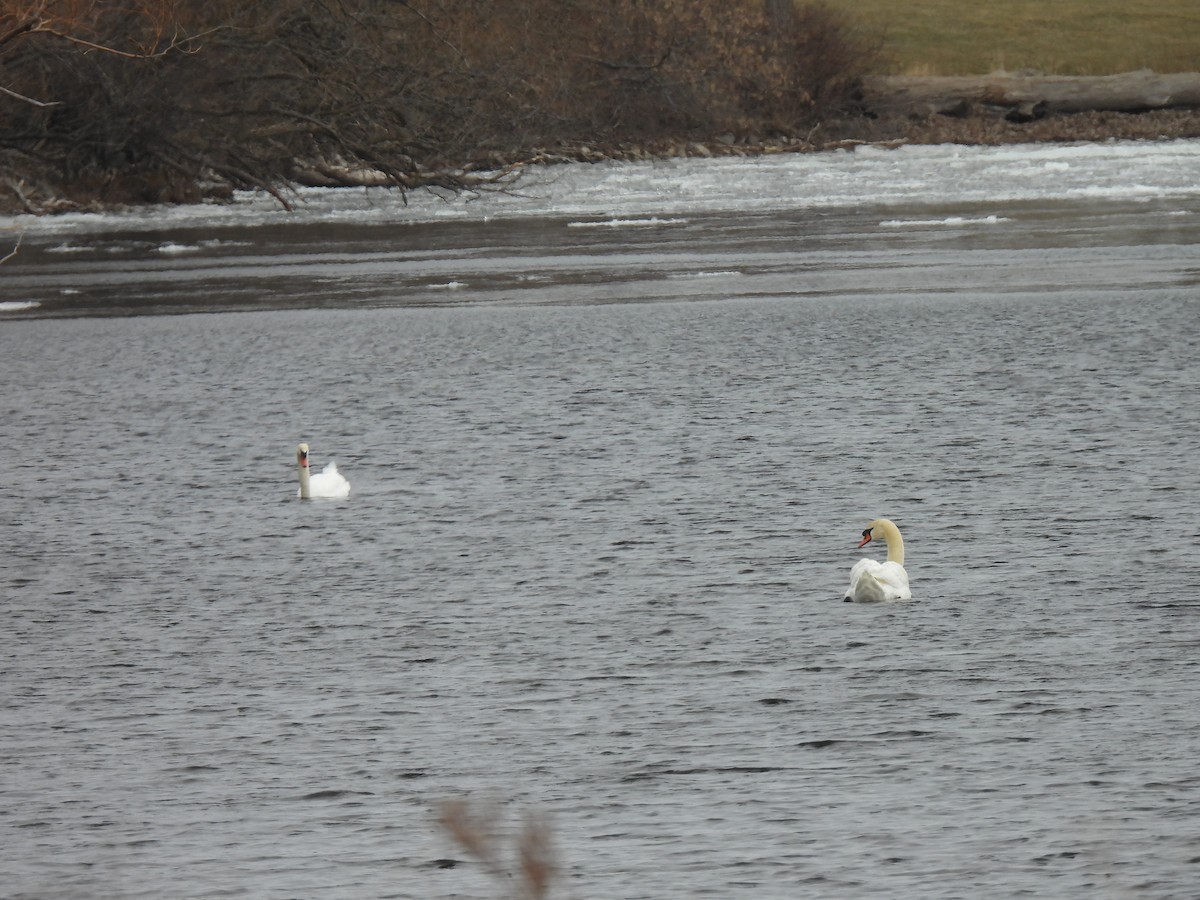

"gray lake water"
[3, 145, 1200, 898]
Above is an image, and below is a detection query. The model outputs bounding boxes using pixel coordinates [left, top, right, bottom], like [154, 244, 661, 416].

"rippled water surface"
[3, 142, 1200, 899]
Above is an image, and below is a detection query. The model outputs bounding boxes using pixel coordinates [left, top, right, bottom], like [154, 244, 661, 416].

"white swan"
[296, 442, 351, 499]
[843, 518, 911, 603]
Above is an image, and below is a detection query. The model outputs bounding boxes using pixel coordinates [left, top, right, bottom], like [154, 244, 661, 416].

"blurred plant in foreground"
[437, 798, 558, 900]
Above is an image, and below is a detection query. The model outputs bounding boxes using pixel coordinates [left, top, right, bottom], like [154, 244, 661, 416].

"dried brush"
[436, 798, 559, 900]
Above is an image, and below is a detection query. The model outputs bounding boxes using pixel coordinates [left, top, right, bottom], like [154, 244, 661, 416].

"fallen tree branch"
[864, 69, 1200, 120]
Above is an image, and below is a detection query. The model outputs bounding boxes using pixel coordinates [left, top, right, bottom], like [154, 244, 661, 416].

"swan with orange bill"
[843, 517, 911, 602]
[296, 442, 351, 499]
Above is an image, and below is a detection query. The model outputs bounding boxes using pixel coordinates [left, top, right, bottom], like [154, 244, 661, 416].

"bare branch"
[1, 231, 24, 265]
[0, 18, 38, 49]
[0, 84, 62, 107]
[33, 26, 184, 60]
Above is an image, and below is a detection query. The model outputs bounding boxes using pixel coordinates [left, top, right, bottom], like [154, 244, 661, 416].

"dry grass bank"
[822, 0, 1200, 75]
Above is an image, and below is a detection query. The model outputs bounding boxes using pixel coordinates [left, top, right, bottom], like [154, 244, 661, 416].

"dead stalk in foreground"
[437, 798, 558, 899]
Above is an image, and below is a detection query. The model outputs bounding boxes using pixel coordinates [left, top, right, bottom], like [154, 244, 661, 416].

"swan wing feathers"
[844, 559, 911, 603]
[309, 461, 351, 498]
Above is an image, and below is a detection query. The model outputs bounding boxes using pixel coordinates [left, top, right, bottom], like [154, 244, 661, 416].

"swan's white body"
[844, 518, 911, 602]
[297, 443, 351, 499]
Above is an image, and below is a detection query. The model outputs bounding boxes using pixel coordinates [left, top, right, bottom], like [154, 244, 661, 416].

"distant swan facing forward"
[296, 442, 351, 499]
[843, 518, 911, 603]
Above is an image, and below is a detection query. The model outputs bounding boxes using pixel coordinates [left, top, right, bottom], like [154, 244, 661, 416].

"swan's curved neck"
[298, 458, 311, 499]
[877, 519, 905, 565]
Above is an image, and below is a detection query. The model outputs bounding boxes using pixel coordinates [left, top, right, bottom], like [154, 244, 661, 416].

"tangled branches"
[0, 1, 880, 213]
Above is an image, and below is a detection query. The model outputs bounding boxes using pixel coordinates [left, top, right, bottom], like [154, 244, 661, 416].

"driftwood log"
[864, 69, 1200, 122]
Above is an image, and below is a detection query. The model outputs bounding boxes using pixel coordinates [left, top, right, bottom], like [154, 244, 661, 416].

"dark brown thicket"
[0, 1, 878, 212]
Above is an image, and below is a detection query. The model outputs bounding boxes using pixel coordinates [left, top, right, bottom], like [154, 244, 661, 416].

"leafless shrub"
[558, 1, 881, 139]
[0, 1, 883, 212]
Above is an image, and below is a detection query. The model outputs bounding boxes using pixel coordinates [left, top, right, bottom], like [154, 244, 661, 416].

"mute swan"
[843, 518, 911, 603]
[296, 442, 351, 499]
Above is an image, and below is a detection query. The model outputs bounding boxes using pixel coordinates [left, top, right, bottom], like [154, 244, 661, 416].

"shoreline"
[5, 72, 1200, 217]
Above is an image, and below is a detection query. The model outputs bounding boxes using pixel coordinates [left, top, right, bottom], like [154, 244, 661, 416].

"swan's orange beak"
[299, 452, 309, 468]
[857, 530, 873, 548]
